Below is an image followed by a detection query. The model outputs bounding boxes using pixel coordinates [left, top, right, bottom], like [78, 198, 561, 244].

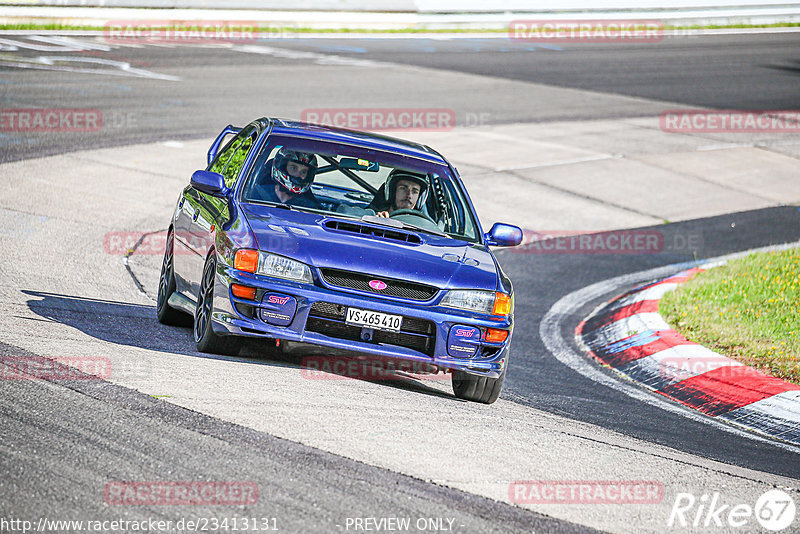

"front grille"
[306, 301, 436, 356]
[319, 268, 438, 301]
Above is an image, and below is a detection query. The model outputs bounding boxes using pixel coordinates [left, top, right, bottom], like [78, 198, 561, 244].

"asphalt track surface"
[504, 206, 800, 475]
[247, 32, 800, 111]
[2, 32, 800, 163]
[1, 339, 584, 533]
[1, 31, 800, 533]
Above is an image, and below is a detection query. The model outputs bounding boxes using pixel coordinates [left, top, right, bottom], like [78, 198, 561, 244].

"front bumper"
[209, 259, 512, 378]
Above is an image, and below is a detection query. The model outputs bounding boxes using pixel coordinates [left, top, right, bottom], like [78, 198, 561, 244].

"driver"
[369, 169, 429, 218]
[252, 147, 321, 209]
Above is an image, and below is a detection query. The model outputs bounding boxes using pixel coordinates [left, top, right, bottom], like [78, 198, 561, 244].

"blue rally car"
[157, 118, 522, 403]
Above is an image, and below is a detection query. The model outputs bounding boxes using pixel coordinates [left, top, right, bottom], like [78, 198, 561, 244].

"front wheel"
[194, 255, 241, 356]
[452, 366, 506, 404]
[157, 229, 191, 326]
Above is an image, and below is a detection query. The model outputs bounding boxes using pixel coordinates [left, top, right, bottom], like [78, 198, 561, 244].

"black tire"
[193, 255, 241, 356]
[452, 366, 506, 404]
[157, 229, 191, 326]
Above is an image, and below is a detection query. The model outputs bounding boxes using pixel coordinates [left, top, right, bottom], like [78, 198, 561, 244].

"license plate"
[345, 307, 403, 332]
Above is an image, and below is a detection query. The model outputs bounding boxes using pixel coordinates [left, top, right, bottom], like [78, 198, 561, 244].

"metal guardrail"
[3, 0, 800, 12]
[1, 1, 415, 10]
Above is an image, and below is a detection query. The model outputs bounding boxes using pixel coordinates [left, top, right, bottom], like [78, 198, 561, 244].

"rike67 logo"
[668, 490, 796, 531]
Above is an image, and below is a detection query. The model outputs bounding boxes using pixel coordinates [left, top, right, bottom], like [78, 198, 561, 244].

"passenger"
[368, 169, 429, 218]
[252, 147, 322, 209]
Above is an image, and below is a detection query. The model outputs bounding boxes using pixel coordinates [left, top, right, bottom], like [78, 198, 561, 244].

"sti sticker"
[447, 325, 481, 358]
[260, 293, 297, 326]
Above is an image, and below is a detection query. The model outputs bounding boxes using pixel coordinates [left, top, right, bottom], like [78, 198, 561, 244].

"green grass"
[659, 248, 800, 384]
[1, 22, 799, 33]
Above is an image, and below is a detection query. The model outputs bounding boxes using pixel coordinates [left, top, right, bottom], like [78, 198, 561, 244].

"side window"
[209, 126, 257, 188]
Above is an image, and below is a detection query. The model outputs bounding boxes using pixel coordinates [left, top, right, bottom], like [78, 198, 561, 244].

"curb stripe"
[584, 313, 671, 346]
[591, 330, 697, 368]
[616, 345, 741, 390]
[658, 267, 705, 285]
[581, 300, 660, 333]
[628, 267, 704, 294]
[661, 366, 800, 416]
[722, 391, 800, 440]
[606, 283, 678, 310]
[601, 299, 660, 322]
[575, 263, 800, 445]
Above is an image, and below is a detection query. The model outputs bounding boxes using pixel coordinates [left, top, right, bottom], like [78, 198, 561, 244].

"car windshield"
[240, 135, 481, 242]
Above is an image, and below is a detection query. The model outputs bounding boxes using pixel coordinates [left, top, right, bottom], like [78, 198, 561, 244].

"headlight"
[441, 290, 495, 314]
[257, 252, 313, 283]
[441, 290, 512, 316]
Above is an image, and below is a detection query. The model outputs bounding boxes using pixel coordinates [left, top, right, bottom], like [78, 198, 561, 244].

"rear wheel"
[194, 255, 241, 356]
[157, 229, 191, 326]
[452, 366, 506, 404]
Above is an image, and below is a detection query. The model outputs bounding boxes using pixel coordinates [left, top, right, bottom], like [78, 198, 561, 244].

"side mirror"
[191, 170, 228, 197]
[484, 222, 523, 247]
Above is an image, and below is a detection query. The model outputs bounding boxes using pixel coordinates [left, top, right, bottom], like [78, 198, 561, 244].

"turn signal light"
[484, 328, 509, 343]
[492, 292, 512, 316]
[231, 284, 257, 300]
[234, 249, 258, 273]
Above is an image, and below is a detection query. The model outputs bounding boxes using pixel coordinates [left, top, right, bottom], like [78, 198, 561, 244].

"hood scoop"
[324, 219, 421, 245]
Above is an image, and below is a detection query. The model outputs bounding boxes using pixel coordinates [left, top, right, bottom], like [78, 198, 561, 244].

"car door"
[178, 125, 258, 300]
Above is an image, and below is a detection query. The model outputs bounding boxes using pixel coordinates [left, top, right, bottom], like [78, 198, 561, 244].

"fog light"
[231, 284, 257, 300]
[484, 328, 508, 343]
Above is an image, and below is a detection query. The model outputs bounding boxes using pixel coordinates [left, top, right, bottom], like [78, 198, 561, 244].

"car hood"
[241, 204, 499, 291]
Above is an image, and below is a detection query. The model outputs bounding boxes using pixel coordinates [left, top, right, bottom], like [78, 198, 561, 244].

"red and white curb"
[576, 267, 800, 446]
